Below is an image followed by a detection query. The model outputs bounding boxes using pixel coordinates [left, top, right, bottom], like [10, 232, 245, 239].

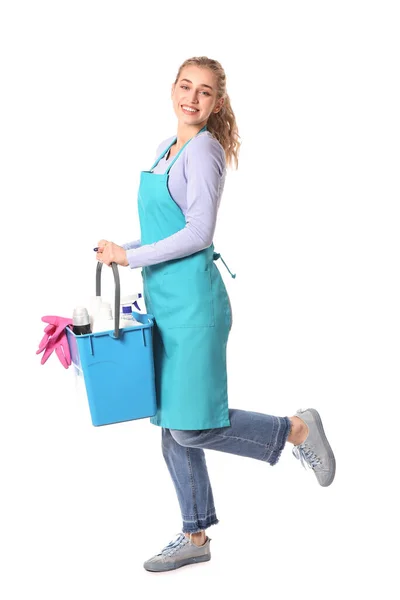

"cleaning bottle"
[92, 302, 134, 333]
[72, 306, 91, 335]
[88, 295, 102, 331]
[120, 294, 142, 324]
[91, 302, 114, 333]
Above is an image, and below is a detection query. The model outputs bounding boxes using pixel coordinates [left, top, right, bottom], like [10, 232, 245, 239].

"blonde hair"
[174, 56, 241, 170]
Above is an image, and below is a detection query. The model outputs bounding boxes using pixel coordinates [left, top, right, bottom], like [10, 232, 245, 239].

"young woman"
[96, 56, 336, 572]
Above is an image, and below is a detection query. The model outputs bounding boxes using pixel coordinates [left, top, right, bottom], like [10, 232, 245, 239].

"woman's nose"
[188, 92, 199, 103]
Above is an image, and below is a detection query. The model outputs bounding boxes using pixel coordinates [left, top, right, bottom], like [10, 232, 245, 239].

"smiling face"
[171, 66, 224, 129]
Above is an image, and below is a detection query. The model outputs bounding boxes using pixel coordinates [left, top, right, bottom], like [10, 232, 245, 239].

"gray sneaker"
[292, 408, 336, 487]
[143, 532, 211, 572]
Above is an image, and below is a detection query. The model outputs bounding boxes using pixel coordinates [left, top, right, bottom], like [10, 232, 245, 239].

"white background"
[1, 1, 399, 597]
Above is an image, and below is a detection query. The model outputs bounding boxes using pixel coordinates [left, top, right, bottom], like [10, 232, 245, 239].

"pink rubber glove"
[36, 316, 73, 369]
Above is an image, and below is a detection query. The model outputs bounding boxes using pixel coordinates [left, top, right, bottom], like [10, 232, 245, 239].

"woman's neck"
[166, 123, 207, 160]
[175, 123, 207, 150]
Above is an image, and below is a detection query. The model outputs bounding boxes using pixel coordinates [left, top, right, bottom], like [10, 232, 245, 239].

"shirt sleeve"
[125, 135, 226, 269]
[121, 239, 141, 251]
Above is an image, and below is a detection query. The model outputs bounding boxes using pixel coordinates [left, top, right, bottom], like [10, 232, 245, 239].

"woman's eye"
[180, 85, 209, 96]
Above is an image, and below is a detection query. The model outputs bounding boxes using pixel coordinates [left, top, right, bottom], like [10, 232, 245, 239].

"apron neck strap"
[149, 137, 175, 172]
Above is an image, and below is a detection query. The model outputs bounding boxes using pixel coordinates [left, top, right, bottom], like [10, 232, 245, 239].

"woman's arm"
[125, 136, 226, 269]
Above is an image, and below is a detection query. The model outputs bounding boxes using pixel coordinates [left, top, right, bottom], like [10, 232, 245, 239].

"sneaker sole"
[306, 408, 336, 487]
[144, 553, 211, 572]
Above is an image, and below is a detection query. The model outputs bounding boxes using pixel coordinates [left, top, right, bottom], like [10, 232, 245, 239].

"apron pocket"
[158, 270, 215, 328]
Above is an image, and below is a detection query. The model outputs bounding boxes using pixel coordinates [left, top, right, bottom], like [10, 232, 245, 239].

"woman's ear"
[214, 97, 225, 114]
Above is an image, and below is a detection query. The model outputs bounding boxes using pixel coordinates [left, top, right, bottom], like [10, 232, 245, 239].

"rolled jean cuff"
[182, 512, 219, 533]
[265, 416, 291, 466]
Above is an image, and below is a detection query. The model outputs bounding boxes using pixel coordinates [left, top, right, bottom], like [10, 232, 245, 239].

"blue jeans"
[162, 408, 291, 533]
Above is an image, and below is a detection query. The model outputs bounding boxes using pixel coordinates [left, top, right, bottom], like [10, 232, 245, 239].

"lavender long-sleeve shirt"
[122, 130, 226, 269]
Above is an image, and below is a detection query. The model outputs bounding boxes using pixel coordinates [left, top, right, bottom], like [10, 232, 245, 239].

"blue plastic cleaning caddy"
[66, 262, 157, 426]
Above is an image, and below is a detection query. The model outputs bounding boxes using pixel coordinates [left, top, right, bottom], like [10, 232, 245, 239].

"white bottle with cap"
[88, 295, 102, 331]
[91, 302, 134, 334]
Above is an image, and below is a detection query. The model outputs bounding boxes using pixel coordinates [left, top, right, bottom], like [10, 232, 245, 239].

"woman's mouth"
[181, 105, 199, 115]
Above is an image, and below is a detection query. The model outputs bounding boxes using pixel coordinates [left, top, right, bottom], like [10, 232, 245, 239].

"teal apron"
[138, 125, 236, 430]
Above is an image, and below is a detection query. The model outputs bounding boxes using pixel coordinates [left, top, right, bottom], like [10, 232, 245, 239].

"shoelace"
[160, 533, 188, 557]
[292, 443, 322, 470]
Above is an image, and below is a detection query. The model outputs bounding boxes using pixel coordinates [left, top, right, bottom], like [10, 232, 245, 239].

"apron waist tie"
[213, 252, 236, 279]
